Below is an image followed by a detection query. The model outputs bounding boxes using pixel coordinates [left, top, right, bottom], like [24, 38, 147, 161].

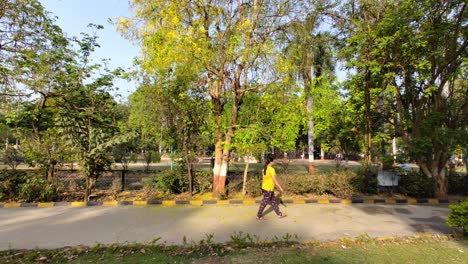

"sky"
[40, 0, 139, 101]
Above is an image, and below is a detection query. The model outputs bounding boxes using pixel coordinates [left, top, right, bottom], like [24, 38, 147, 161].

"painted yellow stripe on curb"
[190, 200, 203, 206]
[408, 199, 418, 204]
[103, 201, 118, 207]
[162, 200, 175, 206]
[217, 200, 229, 205]
[363, 199, 375, 204]
[293, 200, 306, 204]
[318, 199, 329, 204]
[428, 199, 439, 204]
[4, 203, 21, 208]
[38, 202, 54, 208]
[340, 199, 352, 204]
[243, 199, 255, 205]
[385, 199, 396, 204]
[133, 201, 147, 206]
[71, 202, 86, 207]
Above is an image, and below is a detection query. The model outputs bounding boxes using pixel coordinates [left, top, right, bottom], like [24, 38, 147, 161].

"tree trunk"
[419, 161, 448, 199]
[242, 152, 251, 196]
[307, 95, 315, 174]
[84, 177, 96, 202]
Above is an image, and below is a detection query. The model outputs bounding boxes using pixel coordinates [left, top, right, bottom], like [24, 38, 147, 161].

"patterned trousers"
[257, 189, 281, 217]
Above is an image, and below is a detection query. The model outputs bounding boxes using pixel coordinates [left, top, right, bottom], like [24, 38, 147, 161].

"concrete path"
[0, 204, 451, 250]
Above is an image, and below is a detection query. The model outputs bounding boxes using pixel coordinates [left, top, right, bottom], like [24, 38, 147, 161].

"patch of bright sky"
[40, 0, 139, 102]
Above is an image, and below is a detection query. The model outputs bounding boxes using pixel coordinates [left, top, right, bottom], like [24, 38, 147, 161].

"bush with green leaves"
[283, 174, 327, 195]
[245, 176, 262, 198]
[193, 170, 212, 194]
[154, 168, 188, 194]
[325, 171, 357, 198]
[18, 173, 64, 202]
[447, 173, 468, 195]
[447, 200, 468, 235]
[352, 166, 378, 194]
[398, 170, 435, 198]
[0, 169, 27, 201]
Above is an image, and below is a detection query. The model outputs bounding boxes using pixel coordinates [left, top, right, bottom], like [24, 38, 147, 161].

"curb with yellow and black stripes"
[0, 198, 460, 208]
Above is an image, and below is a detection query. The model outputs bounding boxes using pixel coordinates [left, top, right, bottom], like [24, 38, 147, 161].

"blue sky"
[40, 0, 139, 101]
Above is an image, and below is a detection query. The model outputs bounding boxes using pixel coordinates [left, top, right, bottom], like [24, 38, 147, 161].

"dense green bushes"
[0, 169, 64, 202]
[447, 173, 468, 196]
[143, 168, 213, 195]
[398, 170, 435, 198]
[447, 200, 468, 235]
[279, 170, 377, 198]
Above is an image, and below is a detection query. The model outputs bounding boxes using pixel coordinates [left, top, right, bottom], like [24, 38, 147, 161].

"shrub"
[283, 174, 327, 195]
[325, 171, 357, 198]
[154, 168, 188, 194]
[110, 178, 122, 199]
[0, 169, 27, 201]
[398, 170, 435, 198]
[19, 173, 64, 202]
[353, 166, 378, 194]
[447, 173, 468, 195]
[193, 170, 213, 194]
[245, 176, 262, 198]
[447, 200, 468, 235]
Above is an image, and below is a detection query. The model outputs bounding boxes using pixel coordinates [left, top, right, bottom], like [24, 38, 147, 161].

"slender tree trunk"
[307, 96, 314, 174]
[364, 65, 372, 163]
[242, 151, 251, 196]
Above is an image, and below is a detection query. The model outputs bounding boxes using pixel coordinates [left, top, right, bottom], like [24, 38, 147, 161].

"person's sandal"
[278, 213, 287, 218]
[256, 215, 265, 220]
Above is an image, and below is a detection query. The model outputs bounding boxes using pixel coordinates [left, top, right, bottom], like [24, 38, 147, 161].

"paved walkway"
[0, 204, 451, 250]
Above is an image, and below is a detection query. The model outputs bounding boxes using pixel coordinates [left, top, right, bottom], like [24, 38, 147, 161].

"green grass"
[1, 237, 466, 264]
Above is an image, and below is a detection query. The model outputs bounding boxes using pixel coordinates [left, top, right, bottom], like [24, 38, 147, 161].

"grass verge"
[0, 234, 466, 263]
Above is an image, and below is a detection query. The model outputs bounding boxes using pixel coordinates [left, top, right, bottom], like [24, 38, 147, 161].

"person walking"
[257, 157, 287, 219]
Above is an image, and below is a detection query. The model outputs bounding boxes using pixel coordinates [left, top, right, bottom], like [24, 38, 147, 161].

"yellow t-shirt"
[262, 166, 276, 191]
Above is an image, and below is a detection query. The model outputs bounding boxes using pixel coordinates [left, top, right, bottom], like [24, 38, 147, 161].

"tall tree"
[280, 0, 336, 173]
[118, 0, 295, 195]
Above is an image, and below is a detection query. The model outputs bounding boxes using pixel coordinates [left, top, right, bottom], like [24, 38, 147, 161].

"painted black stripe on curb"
[282, 199, 294, 204]
[352, 199, 364, 203]
[147, 200, 162, 205]
[330, 199, 341, 203]
[417, 199, 428, 203]
[229, 200, 243, 204]
[119, 201, 133, 206]
[54, 202, 71, 206]
[396, 199, 407, 204]
[438, 199, 449, 204]
[87, 201, 103, 206]
[374, 199, 385, 203]
[0, 204, 3, 208]
[305, 199, 318, 203]
[21, 203, 38, 207]
[175, 200, 189, 205]
[203, 200, 217, 204]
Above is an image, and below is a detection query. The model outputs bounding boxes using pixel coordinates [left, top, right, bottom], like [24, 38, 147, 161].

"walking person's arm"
[272, 175, 284, 193]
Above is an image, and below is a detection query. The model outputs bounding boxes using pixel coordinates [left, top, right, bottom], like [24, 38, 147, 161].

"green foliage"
[447, 200, 468, 234]
[154, 168, 188, 194]
[192, 170, 212, 194]
[283, 174, 327, 195]
[1, 147, 23, 170]
[18, 173, 64, 202]
[353, 165, 378, 194]
[0, 169, 27, 201]
[110, 178, 123, 199]
[447, 173, 468, 195]
[326, 171, 357, 198]
[245, 176, 262, 198]
[398, 170, 435, 198]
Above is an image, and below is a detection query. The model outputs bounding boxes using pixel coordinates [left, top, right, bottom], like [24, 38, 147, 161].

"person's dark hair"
[263, 156, 274, 175]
